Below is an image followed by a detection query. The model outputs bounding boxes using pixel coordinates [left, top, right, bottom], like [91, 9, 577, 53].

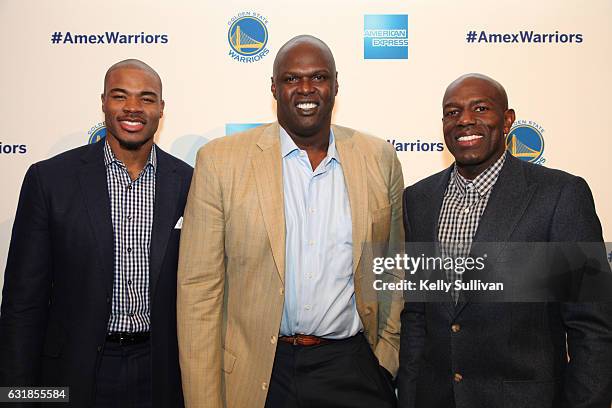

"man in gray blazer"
[397, 73, 612, 407]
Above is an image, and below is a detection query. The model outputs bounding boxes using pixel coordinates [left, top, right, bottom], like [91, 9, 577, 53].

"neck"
[282, 123, 331, 154]
[106, 135, 153, 180]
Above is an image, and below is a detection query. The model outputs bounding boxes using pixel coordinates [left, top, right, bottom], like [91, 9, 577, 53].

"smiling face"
[101, 66, 164, 151]
[442, 75, 515, 179]
[271, 39, 338, 139]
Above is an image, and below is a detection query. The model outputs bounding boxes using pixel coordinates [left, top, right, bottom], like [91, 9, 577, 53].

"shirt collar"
[279, 126, 339, 164]
[103, 138, 157, 170]
[450, 152, 506, 197]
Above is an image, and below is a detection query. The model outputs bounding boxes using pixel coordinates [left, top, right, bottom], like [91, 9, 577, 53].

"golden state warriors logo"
[87, 122, 106, 144]
[505, 120, 546, 165]
[227, 12, 270, 63]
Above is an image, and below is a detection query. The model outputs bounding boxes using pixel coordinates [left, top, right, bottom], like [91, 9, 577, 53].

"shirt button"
[451, 324, 461, 333]
[306, 273, 313, 279]
[454, 373, 463, 383]
[262, 382, 268, 391]
[127, 248, 132, 253]
[270, 335, 277, 344]
[308, 240, 315, 246]
[309, 208, 316, 214]
[126, 215, 132, 221]
[304, 305, 312, 311]
[127, 185, 132, 190]
[457, 243, 464, 249]
[127, 279, 132, 285]
[463, 207, 470, 214]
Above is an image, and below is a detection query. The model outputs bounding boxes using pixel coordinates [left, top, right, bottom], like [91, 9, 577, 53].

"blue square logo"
[364, 15, 408, 60]
[225, 123, 263, 135]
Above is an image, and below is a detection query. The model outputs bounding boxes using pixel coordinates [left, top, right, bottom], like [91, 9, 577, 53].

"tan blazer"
[177, 123, 405, 408]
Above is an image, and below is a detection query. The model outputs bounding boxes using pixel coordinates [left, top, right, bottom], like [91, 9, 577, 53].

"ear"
[334, 72, 339, 96]
[160, 99, 165, 118]
[503, 108, 516, 134]
[270, 77, 277, 100]
[101, 93, 106, 113]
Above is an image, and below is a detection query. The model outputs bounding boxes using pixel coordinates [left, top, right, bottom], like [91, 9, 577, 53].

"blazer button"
[451, 324, 461, 333]
[97, 345, 103, 352]
[106, 297, 110, 304]
[279, 288, 284, 296]
[270, 335, 277, 344]
[262, 382, 268, 391]
[364, 307, 372, 316]
[454, 373, 463, 383]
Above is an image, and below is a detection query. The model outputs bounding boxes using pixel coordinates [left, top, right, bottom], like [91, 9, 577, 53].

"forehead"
[443, 78, 502, 106]
[276, 42, 333, 74]
[105, 67, 161, 92]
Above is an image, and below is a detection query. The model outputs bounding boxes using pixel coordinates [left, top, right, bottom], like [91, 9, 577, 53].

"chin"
[455, 154, 486, 166]
[113, 134, 153, 151]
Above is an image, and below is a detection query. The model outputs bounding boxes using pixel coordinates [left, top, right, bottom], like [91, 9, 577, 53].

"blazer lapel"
[252, 123, 286, 283]
[149, 148, 181, 299]
[77, 141, 114, 296]
[455, 154, 536, 316]
[419, 167, 452, 246]
[419, 166, 456, 316]
[333, 126, 368, 281]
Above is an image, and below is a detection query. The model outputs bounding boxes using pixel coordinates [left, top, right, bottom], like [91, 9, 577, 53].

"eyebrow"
[443, 97, 494, 109]
[281, 69, 330, 76]
[108, 88, 159, 98]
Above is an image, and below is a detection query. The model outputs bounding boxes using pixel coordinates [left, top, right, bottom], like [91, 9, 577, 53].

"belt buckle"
[293, 336, 299, 346]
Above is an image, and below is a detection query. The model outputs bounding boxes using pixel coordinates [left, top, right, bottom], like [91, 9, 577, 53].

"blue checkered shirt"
[104, 140, 156, 333]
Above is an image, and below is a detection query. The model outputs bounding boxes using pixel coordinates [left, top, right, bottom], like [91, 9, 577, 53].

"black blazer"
[397, 154, 612, 408]
[0, 140, 193, 407]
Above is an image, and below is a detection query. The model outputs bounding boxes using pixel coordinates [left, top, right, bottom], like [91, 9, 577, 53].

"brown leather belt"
[279, 334, 331, 346]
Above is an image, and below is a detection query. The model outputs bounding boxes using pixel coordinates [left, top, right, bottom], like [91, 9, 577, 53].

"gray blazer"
[397, 153, 612, 408]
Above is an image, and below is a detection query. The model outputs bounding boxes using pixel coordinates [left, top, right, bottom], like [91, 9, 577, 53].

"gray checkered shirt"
[104, 140, 156, 333]
[437, 152, 506, 302]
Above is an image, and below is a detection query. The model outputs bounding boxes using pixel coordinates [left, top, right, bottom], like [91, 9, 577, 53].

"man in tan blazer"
[177, 35, 404, 408]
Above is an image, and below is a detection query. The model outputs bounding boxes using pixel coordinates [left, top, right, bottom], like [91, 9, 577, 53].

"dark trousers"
[94, 339, 152, 408]
[264, 334, 397, 408]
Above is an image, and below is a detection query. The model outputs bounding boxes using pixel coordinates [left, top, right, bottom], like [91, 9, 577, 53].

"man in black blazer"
[0, 59, 192, 407]
[397, 73, 612, 407]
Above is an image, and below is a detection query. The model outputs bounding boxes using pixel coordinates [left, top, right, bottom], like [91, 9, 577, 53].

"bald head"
[273, 35, 336, 79]
[444, 73, 508, 110]
[103, 59, 162, 97]
[441, 72, 516, 179]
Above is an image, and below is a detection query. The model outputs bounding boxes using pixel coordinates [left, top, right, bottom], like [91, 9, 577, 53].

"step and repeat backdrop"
[1, 0, 611, 293]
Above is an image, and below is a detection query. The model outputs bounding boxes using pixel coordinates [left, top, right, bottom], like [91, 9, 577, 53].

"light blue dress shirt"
[279, 127, 363, 339]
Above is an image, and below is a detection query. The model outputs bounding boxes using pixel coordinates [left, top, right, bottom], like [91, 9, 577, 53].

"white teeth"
[121, 121, 142, 126]
[457, 135, 483, 141]
[297, 102, 317, 110]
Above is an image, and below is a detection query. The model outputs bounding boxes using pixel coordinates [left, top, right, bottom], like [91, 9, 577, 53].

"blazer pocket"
[222, 348, 237, 374]
[371, 205, 391, 244]
[503, 380, 557, 408]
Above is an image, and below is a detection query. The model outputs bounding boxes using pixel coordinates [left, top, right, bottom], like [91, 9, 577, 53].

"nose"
[457, 109, 476, 126]
[123, 96, 143, 113]
[297, 78, 315, 95]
